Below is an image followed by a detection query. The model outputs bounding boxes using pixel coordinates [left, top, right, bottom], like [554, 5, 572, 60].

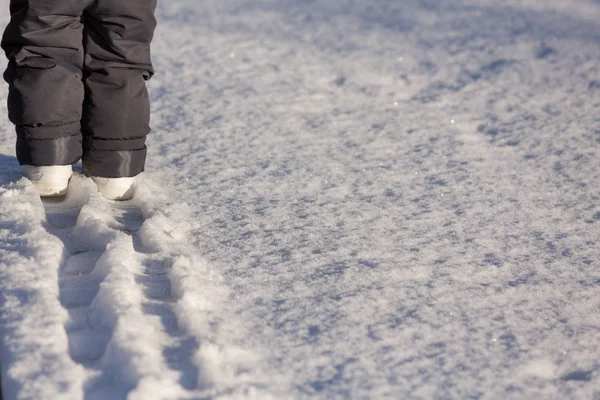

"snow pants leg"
[81, 0, 157, 177]
[2, 0, 157, 177]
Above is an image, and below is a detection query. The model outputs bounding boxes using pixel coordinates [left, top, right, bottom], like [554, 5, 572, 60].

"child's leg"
[81, 0, 157, 178]
[1, 0, 89, 166]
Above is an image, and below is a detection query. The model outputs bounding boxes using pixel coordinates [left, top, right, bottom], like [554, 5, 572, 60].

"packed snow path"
[1, 175, 262, 399]
[43, 176, 199, 397]
[2, 0, 600, 399]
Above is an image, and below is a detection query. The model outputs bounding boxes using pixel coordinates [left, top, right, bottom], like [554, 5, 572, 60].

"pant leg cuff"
[82, 147, 146, 178]
[16, 133, 82, 166]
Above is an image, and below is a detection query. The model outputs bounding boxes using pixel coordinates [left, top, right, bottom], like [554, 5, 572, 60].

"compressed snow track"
[1, 175, 270, 400]
[42, 176, 198, 398]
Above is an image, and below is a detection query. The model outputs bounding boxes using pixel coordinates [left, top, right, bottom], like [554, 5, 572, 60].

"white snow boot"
[92, 176, 136, 201]
[24, 165, 73, 197]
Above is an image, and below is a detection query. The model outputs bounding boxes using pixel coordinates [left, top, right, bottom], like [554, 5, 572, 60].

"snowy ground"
[1, 0, 600, 399]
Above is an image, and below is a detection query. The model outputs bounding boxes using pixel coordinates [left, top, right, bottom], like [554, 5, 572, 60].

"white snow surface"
[1, 0, 600, 398]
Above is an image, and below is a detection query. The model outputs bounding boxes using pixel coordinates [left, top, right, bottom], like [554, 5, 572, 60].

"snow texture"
[1, 0, 600, 399]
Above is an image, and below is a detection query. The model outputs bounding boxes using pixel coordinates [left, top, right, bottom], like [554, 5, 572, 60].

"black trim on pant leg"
[82, 135, 147, 151]
[16, 121, 82, 140]
[16, 133, 82, 166]
[82, 147, 146, 178]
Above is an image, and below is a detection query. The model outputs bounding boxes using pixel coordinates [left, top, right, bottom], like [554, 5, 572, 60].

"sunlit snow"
[1, 0, 600, 399]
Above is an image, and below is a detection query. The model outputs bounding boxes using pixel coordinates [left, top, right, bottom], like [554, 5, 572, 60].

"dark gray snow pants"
[2, 0, 157, 177]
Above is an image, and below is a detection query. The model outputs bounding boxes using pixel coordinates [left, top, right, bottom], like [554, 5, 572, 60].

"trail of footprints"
[42, 185, 199, 394]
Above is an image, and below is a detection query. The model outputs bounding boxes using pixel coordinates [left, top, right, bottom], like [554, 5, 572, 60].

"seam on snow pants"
[2, 0, 157, 177]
